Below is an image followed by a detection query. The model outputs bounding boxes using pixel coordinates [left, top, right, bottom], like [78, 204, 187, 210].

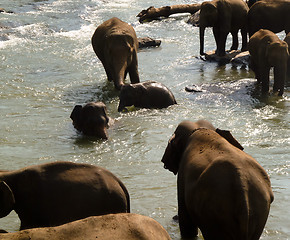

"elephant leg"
[213, 27, 220, 55]
[230, 30, 239, 51]
[241, 26, 248, 52]
[273, 67, 285, 96]
[128, 52, 140, 84]
[260, 66, 270, 94]
[178, 192, 198, 238]
[216, 31, 228, 56]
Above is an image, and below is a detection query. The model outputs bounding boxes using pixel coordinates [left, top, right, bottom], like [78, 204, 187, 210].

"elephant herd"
[1, 0, 286, 239]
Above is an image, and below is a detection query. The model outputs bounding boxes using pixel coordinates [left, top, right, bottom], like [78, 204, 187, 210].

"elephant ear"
[0, 181, 15, 218]
[216, 129, 244, 150]
[70, 105, 83, 131]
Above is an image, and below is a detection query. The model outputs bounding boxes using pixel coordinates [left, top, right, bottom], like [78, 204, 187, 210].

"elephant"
[91, 17, 140, 90]
[248, 29, 289, 96]
[117, 81, 177, 112]
[70, 101, 113, 139]
[0, 213, 171, 240]
[248, 0, 290, 37]
[199, 0, 248, 56]
[284, 32, 290, 84]
[0, 161, 130, 230]
[161, 120, 274, 239]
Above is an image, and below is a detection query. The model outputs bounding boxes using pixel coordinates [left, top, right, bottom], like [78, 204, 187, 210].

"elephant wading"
[199, 0, 248, 56]
[161, 120, 274, 240]
[0, 214, 171, 240]
[118, 81, 176, 112]
[249, 29, 289, 96]
[248, 0, 290, 37]
[92, 17, 140, 90]
[70, 101, 112, 139]
[0, 161, 130, 230]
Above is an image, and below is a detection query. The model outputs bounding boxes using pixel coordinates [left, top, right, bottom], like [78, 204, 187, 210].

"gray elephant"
[118, 81, 177, 112]
[0, 161, 130, 230]
[249, 29, 289, 96]
[0, 214, 171, 240]
[248, 0, 290, 37]
[70, 101, 112, 139]
[161, 120, 274, 239]
[91, 17, 140, 90]
[199, 0, 248, 56]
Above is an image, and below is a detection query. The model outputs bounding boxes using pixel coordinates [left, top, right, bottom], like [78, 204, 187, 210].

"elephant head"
[70, 102, 111, 139]
[199, 1, 218, 55]
[266, 41, 289, 95]
[118, 83, 143, 112]
[161, 120, 244, 175]
[0, 181, 15, 218]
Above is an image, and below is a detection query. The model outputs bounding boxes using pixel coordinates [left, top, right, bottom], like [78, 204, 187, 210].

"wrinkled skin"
[0, 214, 171, 240]
[248, 0, 290, 37]
[118, 81, 177, 112]
[199, 0, 248, 56]
[284, 32, 290, 85]
[0, 161, 130, 230]
[91, 17, 140, 90]
[70, 102, 112, 139]
[161, 120, 274, 240]
[249, 29, 289, 96]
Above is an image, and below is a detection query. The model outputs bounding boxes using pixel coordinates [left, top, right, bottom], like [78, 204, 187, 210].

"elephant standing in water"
[248, 0, 290, 37]
[70, 101, 112, 139]
[199, 0, 248, 56]
[0, 214, 171, 240]
[161, 120, 274, 240]
[284, 33, 290, 84]
[92, 17, 140, 90]
[0, 161, 130, 230]
[249, 29, 289, 96]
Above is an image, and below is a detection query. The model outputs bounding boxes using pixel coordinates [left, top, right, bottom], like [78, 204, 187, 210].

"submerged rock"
[138, 37, 161, 49]
[204, 50, 250, 66]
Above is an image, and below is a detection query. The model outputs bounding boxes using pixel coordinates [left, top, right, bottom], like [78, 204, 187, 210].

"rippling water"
[0, 0, 289, 239]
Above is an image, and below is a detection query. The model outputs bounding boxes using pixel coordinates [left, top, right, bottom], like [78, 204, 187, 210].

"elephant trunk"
[199, 26, 205, 55]
[273, 64, 287, 96]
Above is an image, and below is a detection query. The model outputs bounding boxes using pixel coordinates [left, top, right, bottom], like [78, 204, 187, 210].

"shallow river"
[0, 0, 289, 239]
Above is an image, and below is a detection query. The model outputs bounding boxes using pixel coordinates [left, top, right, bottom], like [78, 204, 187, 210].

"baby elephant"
[70, 102, 112, 139]
[161, 120, 274, 240]
[249, 29, 289, 96]
[0, 161, 130, 230]
[118, 81, 177, 112]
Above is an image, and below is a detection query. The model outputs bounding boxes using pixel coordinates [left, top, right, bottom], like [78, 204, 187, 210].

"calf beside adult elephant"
[0, 213, 171, 240]
[161, 120, 274, 239]
[92, 17, 140, 90]
[118, 81, 177, 112]
[199, 0, 248, 56]
[248, 0, 290, 37]
[249, 29, 289, 96]
[0, 161, 130, 230]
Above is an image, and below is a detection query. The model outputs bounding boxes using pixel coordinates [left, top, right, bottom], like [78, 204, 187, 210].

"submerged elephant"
[0, 213, 171, 240]
[199, 0, 248, 56]
[118, 81, 177, 112]
[248, 0, 290, 37]
[91, 17, 140, 90]
[0, 161, 130, 230]
[70, 101, 112, 139]
[249, 29, 289, 96]
[161, 120, 274, 239]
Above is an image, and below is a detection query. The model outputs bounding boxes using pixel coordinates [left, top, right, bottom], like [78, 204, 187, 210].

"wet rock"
[186, 10, 200, 27]
[204, 50, 250, 66]
[138, 37, 161, 49]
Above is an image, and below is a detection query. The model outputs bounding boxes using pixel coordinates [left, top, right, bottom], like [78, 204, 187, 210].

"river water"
[0, 0, 289, 239]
